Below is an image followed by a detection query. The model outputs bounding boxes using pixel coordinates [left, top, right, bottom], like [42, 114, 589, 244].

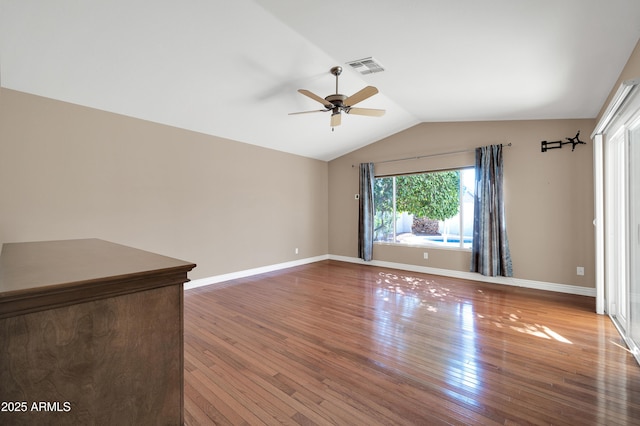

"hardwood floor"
[183, 260, 640, 425]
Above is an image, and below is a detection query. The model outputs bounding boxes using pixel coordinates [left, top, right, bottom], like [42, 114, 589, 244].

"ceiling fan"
[289, 66, 385, 128]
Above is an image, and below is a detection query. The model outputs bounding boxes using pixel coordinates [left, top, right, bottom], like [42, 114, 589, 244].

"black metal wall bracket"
[541, 131, 585, 152]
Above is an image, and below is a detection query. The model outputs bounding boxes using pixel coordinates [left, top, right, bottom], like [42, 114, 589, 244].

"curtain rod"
[372, 142, 512, 166]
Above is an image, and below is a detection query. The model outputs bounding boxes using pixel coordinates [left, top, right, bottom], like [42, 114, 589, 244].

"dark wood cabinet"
[0, 239, 195, 425]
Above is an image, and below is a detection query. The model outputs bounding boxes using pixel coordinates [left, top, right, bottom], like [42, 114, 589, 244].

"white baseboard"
[185, 254, 595, 297]
[184, 254, 330, 290]
[329, 255, 596, 297]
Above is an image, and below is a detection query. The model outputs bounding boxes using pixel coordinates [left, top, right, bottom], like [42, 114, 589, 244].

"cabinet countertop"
[0, 238, 196, 318]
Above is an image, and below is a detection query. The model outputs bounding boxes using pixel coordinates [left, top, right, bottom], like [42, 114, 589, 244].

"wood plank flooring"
[183, 260, 640, 425]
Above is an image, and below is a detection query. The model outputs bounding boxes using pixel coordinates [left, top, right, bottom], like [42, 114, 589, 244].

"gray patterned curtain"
[471, 145, 513, 277]
[358, 162, 375, 261]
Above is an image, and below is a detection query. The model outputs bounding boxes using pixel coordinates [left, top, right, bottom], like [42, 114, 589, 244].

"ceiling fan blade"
[298, 89, 333, 108]
[344, 86, 378, 107]
[330, 112, 341, 127]
[347, 107, 385, 117]
[288, 109, 327, 115]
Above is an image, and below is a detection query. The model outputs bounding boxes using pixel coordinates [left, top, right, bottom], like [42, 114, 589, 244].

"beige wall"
[8, 48, 638, 290]
[0, 89, 329, 280]
[329, 119, 596, 288]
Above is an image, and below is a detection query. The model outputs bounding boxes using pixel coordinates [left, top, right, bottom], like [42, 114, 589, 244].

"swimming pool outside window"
[373, 168, 475, 249]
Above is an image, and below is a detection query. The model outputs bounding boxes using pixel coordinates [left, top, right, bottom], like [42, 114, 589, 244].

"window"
[373, 168, 475, 249]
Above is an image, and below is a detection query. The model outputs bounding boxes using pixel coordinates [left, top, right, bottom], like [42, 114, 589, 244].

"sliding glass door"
[602, 85, 640, 365]
[628, 118, 640, 363]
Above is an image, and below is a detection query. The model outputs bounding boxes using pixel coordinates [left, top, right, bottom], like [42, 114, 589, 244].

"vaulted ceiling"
[2, 0, 639, 160]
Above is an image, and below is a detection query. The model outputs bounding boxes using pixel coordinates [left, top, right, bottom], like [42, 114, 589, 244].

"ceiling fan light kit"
[289, 65, 386, 129]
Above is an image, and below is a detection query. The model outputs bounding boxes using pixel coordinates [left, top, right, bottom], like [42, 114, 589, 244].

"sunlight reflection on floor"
[370, 269, 578, 404]
[375, 271, 573, 344]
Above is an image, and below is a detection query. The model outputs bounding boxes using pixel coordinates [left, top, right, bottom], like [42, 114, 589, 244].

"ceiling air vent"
[346, 57, 384, 75]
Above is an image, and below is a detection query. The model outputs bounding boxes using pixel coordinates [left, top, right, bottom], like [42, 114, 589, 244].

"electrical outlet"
[295, 248, 299, 255]
[423, 252, 429, 260]
[577, 266, 584, 276]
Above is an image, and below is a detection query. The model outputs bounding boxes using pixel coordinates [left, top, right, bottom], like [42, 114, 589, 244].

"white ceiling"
[2, 0, 639, 161]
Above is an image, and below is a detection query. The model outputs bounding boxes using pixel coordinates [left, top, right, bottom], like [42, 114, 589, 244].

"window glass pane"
[373, 177, 395, 242]
[373, 168, 474, 249]
[461, 168, 475, 248]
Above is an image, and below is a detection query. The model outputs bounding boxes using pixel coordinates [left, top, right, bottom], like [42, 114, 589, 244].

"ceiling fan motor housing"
[326, 94, 347, 108]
